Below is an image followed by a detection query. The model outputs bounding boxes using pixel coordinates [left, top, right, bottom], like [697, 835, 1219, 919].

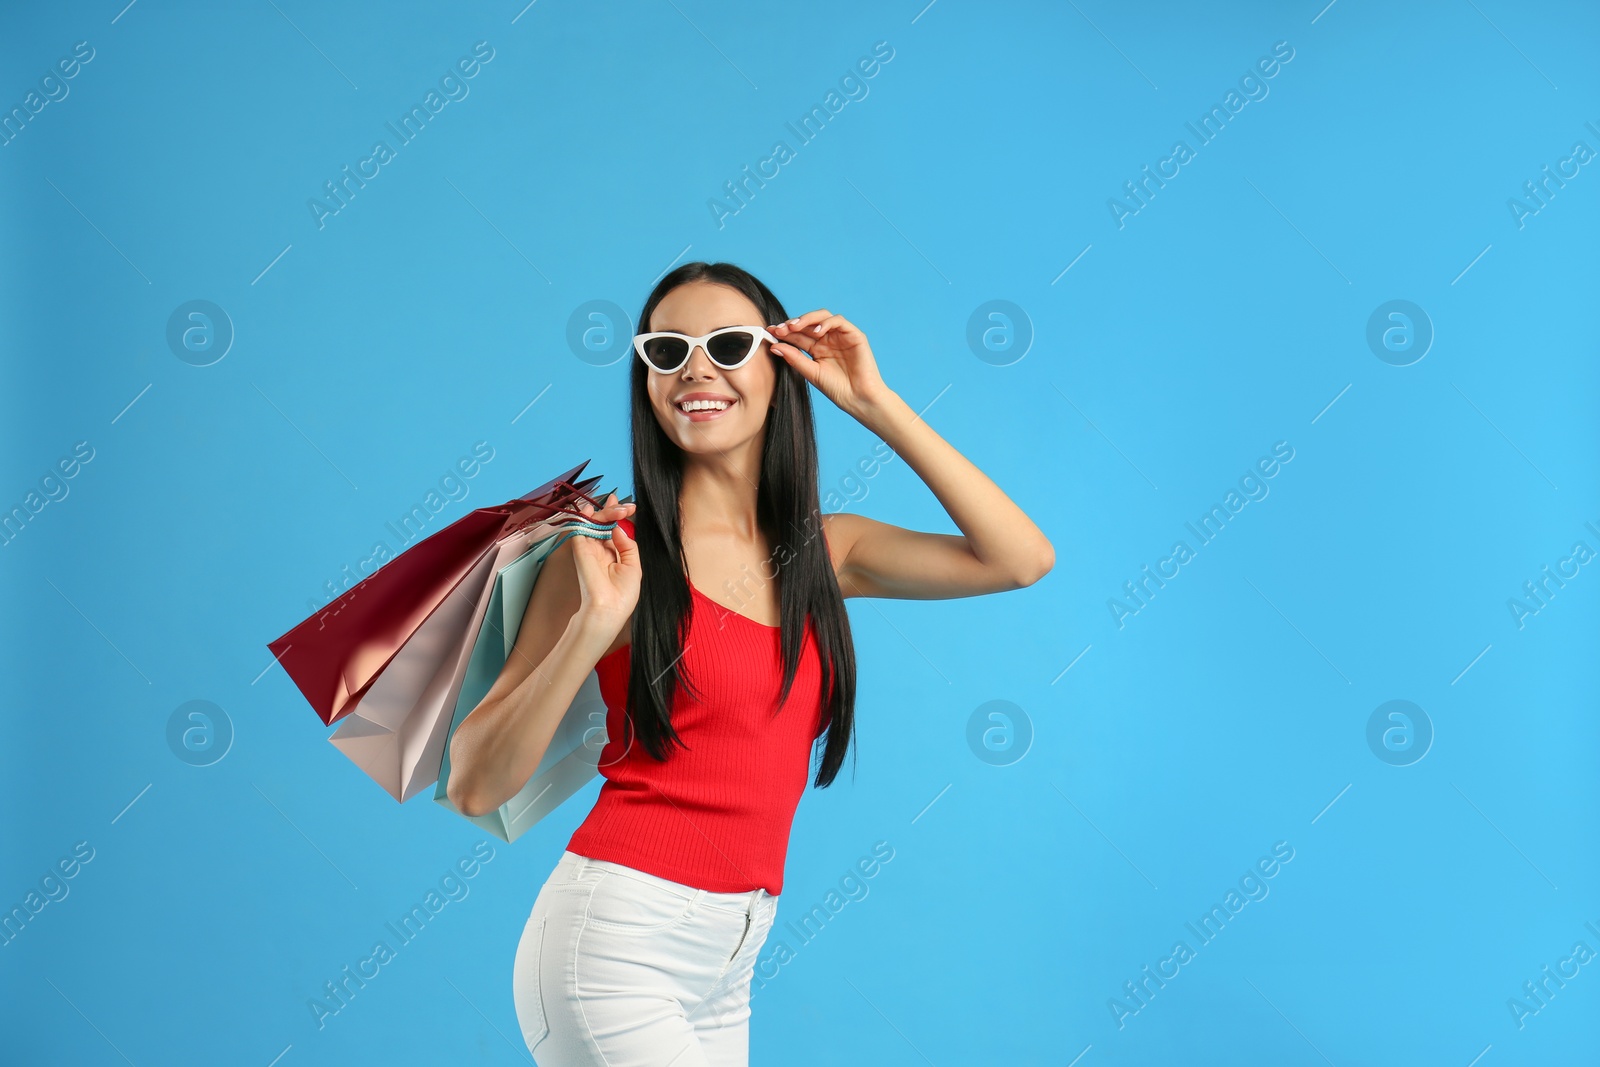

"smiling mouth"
[677, 399, 735, 421]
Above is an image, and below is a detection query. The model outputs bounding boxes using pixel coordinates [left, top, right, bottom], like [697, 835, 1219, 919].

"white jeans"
[513, 850, 780, 1066]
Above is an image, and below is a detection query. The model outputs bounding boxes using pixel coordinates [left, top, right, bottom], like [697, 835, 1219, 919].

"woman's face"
[644, 280, 778, 455]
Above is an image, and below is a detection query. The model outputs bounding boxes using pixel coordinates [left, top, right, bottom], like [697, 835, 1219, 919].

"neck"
[679, 450, 762, 538]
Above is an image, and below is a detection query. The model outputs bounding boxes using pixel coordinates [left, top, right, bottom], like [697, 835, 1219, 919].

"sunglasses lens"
[707, 330, 757, 368]
[641, 336, 689, 371]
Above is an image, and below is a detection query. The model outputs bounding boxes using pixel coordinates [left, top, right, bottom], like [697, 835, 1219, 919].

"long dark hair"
[621, 261, 857, 788]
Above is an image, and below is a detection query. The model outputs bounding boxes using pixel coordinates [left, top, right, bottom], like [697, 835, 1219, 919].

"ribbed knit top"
[565, 517, 829, 895]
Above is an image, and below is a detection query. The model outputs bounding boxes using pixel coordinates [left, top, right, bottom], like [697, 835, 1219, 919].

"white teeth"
[679, 399, 731, 412]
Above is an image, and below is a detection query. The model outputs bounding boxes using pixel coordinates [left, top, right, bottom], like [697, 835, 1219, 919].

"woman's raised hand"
[768, 309, 893, 419]
[570, 492, 640, 634]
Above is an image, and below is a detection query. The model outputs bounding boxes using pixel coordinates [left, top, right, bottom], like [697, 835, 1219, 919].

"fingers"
[771, 324, 819, 354]
[581, 491, 636, 520]
[771, 341, 822, 382]
[587, 492, 636, 558]
[607, 513, 637, 568]
[779, 308, 832, 331]
[771, 310, 857, 350]
[770, 308, 831, 338]
[811, 313, 855, 340]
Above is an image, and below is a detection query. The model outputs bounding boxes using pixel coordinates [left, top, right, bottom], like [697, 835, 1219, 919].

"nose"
[679, 344, 719, 378]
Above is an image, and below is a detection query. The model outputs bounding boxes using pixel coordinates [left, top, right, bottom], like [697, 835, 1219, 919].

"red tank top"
[565, 517, 830, 895]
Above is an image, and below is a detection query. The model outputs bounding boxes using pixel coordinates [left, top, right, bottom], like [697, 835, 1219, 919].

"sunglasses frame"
[632, 325, 780, 375]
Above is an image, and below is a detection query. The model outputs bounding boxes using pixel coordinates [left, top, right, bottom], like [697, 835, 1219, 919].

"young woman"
[445, 262, 1053, 1065]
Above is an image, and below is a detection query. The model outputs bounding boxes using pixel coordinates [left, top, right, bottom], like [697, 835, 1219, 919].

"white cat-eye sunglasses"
[632, 325, 780, 375]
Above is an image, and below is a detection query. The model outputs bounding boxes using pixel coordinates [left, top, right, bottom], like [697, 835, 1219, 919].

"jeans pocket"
[512, 916, 550, 1052]
[583, 870, 698, 933]
[750, 897, 778, 955]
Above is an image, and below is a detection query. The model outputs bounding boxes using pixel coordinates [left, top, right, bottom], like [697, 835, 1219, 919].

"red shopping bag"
[267, 461, 603, 726]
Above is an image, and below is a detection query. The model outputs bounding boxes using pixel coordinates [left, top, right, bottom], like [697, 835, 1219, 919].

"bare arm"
[446, 494, 638, 817]
[823, 508, 1044, 601]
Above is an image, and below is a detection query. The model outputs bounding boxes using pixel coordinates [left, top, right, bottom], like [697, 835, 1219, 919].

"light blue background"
[3, 1, 1597, 1064]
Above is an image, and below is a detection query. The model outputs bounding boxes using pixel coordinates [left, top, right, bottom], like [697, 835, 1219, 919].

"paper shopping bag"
[267, 462, 600, 727]
[432, 511, 628, 842]
[325, 515, 574, 802]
